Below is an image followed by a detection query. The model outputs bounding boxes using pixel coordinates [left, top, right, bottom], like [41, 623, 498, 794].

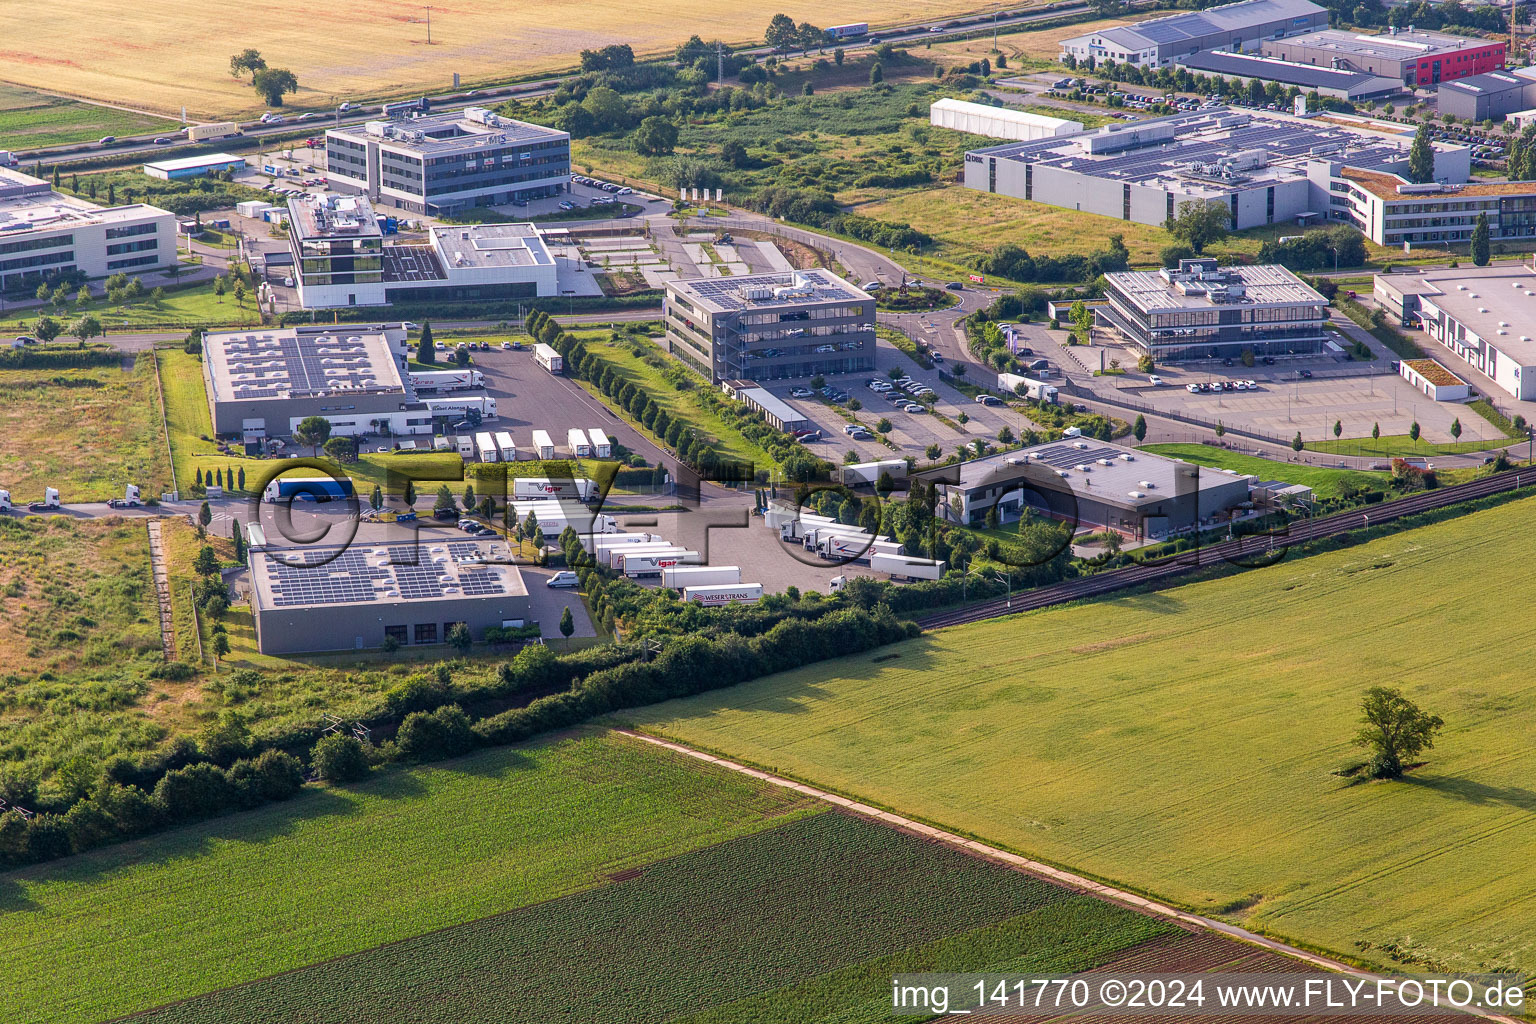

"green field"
[0, 354, 171, 501]
[1138, 444, 1389, 499]
[129, 811, 1171, 1024]
[1, 280, 261, 333]
[0, 734, 822, 1024]
[631, 497, 1536, 979]
[0, 83, 174, 150]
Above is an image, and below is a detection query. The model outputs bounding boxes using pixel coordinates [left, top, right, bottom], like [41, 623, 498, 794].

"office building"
[1437, 69, 1536, 123]
[663, 270, 875, 383]
[286, 192, 386, 308]
[963, 107, 1468, 232]
[143, 153, 248, 181]
[1373, 264, 1536, 399]
[1058, 0, 1326, 67]
[1261, 28, 1504, 87]
[246, 533, 530, 654]
[1173, 49, 1401, 99]
[325, 107, 570, 215]
[924, 438, 1254, 540]
[0, 167, 176, 295]
[929, 99, 1082, 140]
[1099, 258, 1329, 360]
[201, 323, 430, 440]
[1324, 164, 1536, 246]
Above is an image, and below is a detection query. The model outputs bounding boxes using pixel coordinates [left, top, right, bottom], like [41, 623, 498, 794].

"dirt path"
[145, 520, 175, 659]
[616, 729, 1518, 1024]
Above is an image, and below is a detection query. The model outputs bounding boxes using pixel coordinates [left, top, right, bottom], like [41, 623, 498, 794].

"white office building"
[0, 167, 176, 297]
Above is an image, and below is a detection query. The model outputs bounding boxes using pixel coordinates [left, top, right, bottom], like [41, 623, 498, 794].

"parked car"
[547, 571, 579, 588]
[501, 341, 513, 349]
[1297, 369, 1313, 379]
[1147, 375, 1164, 386]
[790, 386, 814, 398]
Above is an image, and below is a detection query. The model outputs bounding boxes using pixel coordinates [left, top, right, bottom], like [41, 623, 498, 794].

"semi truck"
[683, 583, 764, 606]
[107, 484, 142, 509]
[530, 430, 556, 461]
[838, 459, 908, 488]
[423, 395, 498, 419]
[819, 533, 901, 561]
[826, 22, 869, 39]
[871, 552, 945, 580]
[263, 477, 354, 502]
[510, 509, 619, 539]
[777, 512, 838, 541]
[534, 343, 563, 374]
[475, 431, 500, 463]
[512, 476, 596, 502]
[605, 542, 679, 570]
[494, 431, 517, 462]
[587, 428, 612, 459]
[622, 549, 699, 577]
[567, 428, 593, 458]
[0, 489, 10, 511]
[661, 565, 741, 589]
[187, 122, 241, 142]
[410, 369, 485, 393]
[28, 487, 61, 512]
[0, 151, 18, 168]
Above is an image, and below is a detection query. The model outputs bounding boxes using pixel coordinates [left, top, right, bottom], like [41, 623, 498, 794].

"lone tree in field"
[293, 415, 331, 456]
[252, 68, 299, 107]
[1354, 686, 1443, 778]
[70, 314, 102, 346]
[1164, 199, 1229, 254]
[229, 49, 267, 79]
[765, 12, 798, 51]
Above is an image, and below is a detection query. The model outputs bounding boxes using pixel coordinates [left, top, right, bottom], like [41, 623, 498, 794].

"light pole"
[424, 5, 432, 44]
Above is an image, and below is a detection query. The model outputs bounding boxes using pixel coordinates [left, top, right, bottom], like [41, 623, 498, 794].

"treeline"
[969, 236, 1130, 286]
[274, 292, 659, 327]
[747, 186, 932, 252]
[0, 346, 122, 370]
[1257, 225, 1368, 272]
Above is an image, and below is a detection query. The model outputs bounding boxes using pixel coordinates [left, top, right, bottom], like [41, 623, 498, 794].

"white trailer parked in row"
[410, 369, 485, 393]
[587, 429, 612, 459]
[586, 532, 663, 554]
[683, 583, 763, 606]
[529, 430, 556, 460]
[534, 343, 563, 374]
[475, 431, 499, 463]
[494, 431, 517, 462]
[423, 395, 498, 419]
[567, 428, 592, 458]
[819, 534, 902, 561]
[512, 476, 596, 502]
[661, 565, 741, 589]
[455, 435, 476, 458]
[622, 550, 699, 577]
[605, 542, 679, 570]
[0, 490, 10, 511]
[777, 512, 839, 541]
[871, 552, 945, 580]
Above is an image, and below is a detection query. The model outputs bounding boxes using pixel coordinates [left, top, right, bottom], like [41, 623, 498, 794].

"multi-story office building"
[0, 167, 175, 296]
[286, 193, 385, 308]
[325, 107, 570, 215]
[1322, 163, 1536, 247]
[1058, 0, 1327, 67]
[1261, 28, 1504, 87]
[1099, 258, 1329, 361]
[663, 271, 875, 383]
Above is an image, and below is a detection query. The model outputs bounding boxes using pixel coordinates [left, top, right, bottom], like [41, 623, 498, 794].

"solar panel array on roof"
[382, 245, 446, 283]
[1030, 444, 1124, 469]
[260, 542, 509, 607]
[221, 332, 393, 401]
[266, 548, 388, 608]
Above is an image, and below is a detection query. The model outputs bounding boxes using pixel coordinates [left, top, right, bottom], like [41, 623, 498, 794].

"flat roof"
[143, 153, 247, 173]
[250, 538, 527, 610]
[381, 244, 446, 283]
[930, 97, 1082, 131]
[1341, 165, 1536, 200]
[944, 438, 1251, 509]
[1439, 71, 1532, 96]
[1064, 0, 1325, 51]
[430, 222, 553, 270]
[968, 107, 1436, 201]
[330, 107, 567, 157]
[288, 193, 382, 243]
[0, 170, 172, 235]
[1107, 262, 1325, 313]
[668, 269, 871, 314]
[1276, 27, 1498, 60]
[1399, 265, 1536, 365]
[1175, 49, 1397, 91]
[738, 387, 807, 424]
[203, 326, 407, 403]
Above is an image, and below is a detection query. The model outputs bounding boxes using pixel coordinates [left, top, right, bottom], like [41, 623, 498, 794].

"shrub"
[395, 704, 476, 762]
[311, 734, 371, 784]
[152, 762, 235, 823]
[228, 750, 305, 805]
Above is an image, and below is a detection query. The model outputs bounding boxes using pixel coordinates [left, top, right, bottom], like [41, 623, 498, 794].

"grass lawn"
[1138, 443, 1389, 499]
[0, 353, 171, 501]
[134, 810, 1170, 1024]
[0, 83, 175, 150]
[0, 733, 821, 1024]
[0, 280, 261, 333]
[1306, 434, 1523, 458]
[630, 496, 1536, 979]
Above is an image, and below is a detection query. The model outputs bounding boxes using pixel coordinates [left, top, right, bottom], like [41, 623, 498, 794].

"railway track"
[917, 468, 1534, 630]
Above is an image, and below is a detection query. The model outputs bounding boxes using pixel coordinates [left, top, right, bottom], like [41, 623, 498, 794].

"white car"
[501, 341, 513, 350]
[1186, 384, 1201, 393]
[790, 386, 815, 398]
[1148, 375, 1164, 386]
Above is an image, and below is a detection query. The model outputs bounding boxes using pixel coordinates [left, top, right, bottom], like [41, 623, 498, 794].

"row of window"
[0, 249, 73, 274]
[383, 622, 468, 645]
[0, 232, 72, 257]
[105, 222, 158, 240]
[106, 237, 159, 257]
[738, 305, 867, 325]
[107, 253, 160, 271]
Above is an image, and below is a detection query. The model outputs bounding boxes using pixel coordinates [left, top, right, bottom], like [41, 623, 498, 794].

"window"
[414, 623, 438, 644]
[105, 222, 157, 240]
[384, 625, 408, 645]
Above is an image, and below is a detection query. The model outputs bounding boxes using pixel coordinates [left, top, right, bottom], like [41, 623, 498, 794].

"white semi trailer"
[622, 550, 699, 577]
[683, 583, 763, 606]
[871, 552, 945, 580]
[410, 369, 485, 392]
[530, 430, 556, 460]
[512, 477, 596, 502]
[661, 565, 741, 589]
[475, 431, 499, 463]
[494, 431, 517, 462]
[567, 428, 593, 458]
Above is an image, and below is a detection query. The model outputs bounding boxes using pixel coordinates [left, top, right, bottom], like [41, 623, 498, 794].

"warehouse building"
[0, 167, 176, 295]
[1100, 258, 1329, 360]
[1261, 28, 1504, 87]
[247, 534, 531, 654]
[1325, 164, 1536, 246]
[1059, 0, 1327, 67]
[962, 107, 1468, 231]
[284, 193, 560, 308]
[1437, 69, 1536, 123]
[664, 270, 875, 383]
[1174, 49, 1401, 100]
[201, 323, 430, 440]
[720, 381, 812, 433]
[929, 98, 1082, 140]
[143, 153, 248, 181]
[1373, 264, 1536, 399]
[923, 439, 1254, 540]
[326, 107, 570, 215]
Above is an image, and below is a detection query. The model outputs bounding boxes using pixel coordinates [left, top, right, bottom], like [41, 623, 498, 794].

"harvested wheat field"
[0, 0, 998, 118]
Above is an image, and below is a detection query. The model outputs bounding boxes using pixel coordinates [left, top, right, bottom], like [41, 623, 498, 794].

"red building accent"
[1414, 41, 1506, 86]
